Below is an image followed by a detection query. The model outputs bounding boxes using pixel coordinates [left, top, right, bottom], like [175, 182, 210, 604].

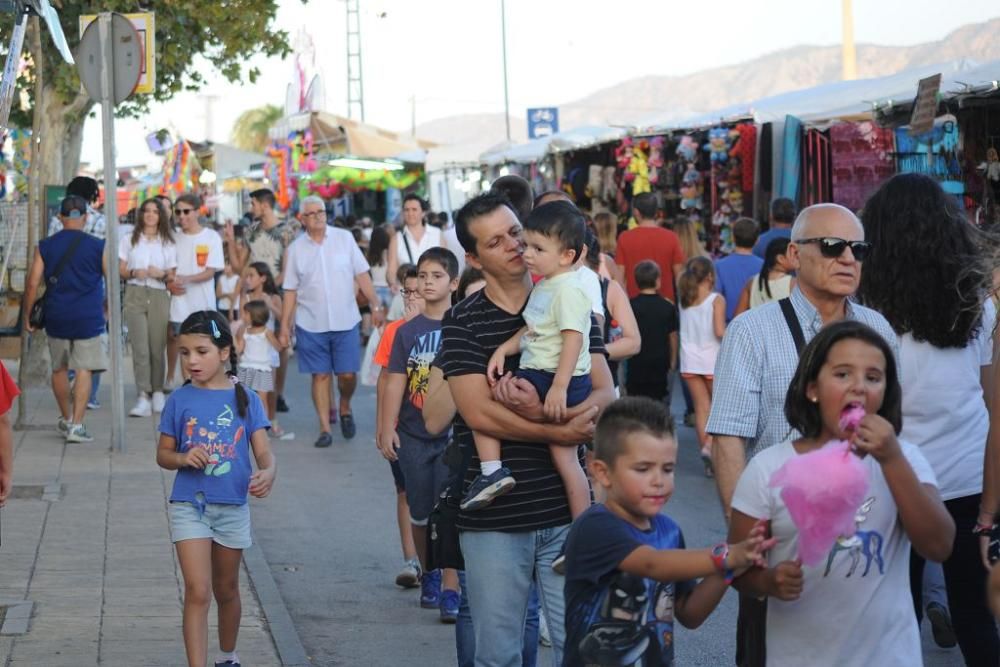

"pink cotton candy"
[769, 438, 869, 566]
[839, 403, 866, 433]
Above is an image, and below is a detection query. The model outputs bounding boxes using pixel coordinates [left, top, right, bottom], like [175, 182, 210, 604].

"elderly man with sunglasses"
[706, 203, 897, 667]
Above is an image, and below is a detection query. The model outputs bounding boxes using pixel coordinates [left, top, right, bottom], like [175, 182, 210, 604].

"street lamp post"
[501, 0, 510, 141]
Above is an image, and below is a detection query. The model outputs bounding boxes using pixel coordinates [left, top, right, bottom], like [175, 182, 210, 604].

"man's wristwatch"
[711, 542, 735, 584]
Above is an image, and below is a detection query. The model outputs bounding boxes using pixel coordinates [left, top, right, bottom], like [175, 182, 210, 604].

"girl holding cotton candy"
[727, 321, 954, 666]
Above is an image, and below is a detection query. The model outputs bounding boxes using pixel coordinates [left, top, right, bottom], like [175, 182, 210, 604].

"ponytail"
[228, 345, 249, 418]
[758, 238, 791, 300]
[678, 256, 713, 308]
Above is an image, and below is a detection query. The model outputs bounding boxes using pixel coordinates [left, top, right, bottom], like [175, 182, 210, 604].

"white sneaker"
[129, 394, 152, 417]
[151, 391, 166, 413]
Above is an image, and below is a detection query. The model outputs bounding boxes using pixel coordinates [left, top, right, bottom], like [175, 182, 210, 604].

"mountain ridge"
[411, 17, 1000, 146]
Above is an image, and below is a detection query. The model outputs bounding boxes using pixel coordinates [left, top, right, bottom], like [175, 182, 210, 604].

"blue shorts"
[396, 431, 450, 526]
[295, 324, 361, 375]
[169, 499, 251, 549]
[517, 368, 592, 407]
[390, 458, 406, 493]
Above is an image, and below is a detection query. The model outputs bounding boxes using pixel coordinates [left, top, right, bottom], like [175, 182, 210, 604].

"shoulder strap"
[599, 278, 611, 339]
[401, 230, 414, 263]
[46, 233, 86, 286]
[778, 297, 805, 356]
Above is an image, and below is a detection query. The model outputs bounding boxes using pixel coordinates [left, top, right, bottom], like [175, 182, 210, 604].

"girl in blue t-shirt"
[157, 311, 275, 667]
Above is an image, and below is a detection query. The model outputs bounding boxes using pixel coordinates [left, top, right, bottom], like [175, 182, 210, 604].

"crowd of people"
[16, 169, 1000, 667]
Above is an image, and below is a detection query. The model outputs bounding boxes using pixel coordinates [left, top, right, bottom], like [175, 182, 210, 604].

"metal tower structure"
[345, 0, 365, 121]
[842, 0, 857, 81]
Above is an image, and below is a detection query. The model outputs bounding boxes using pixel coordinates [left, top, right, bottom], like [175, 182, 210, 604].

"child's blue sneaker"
[420, 569, 441, 609]
[460, 468, 516, 511]
[439, 589, 460, 623]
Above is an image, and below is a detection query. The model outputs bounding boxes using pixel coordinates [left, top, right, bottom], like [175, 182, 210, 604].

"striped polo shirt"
[437, 288, 605, 533]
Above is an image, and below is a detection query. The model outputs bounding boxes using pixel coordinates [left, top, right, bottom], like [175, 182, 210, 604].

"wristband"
[973, 522, 996, 536]
[710, 542, 735, 584]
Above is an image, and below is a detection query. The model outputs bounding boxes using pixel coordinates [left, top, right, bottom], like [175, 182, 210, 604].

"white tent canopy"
[639, 58, 993, 133]
[479, 125, 631, 166]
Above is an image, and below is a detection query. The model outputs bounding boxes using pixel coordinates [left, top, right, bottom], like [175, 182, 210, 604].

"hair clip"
[210, 320, 221, 339]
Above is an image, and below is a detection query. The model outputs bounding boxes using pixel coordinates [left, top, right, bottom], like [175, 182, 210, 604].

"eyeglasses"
[400, 288, 421, 298]
[794, 237, 871, 262]
[301, 210, 326, 220]
[174, 208, 195, 216]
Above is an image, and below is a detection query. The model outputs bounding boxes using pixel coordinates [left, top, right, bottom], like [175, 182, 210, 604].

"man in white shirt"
[166, 193, 224, 404]
[279, 195, 384, 448]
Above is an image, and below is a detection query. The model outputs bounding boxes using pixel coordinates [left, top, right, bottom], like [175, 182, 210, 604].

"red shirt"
[616, 226, 686, 300]
[0, 361, 19, 416]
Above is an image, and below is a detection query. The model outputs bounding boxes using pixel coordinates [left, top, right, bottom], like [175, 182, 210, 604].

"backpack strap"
[778, 297, 805, 356]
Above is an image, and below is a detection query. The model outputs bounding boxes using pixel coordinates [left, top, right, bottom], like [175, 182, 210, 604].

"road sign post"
[78, 13, 141, 452]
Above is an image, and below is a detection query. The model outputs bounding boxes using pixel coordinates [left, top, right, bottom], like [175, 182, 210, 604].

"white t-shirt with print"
[732, 439, 937, 667]
[898, 299, 995, 500]
[170, 227, 224, 323]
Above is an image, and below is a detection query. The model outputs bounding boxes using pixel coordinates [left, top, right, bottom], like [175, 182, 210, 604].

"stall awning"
[268, 111, 436, 159]
[479, 126, 631, 166]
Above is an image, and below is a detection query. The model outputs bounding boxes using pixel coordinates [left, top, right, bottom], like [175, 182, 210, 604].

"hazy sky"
[80, 0, 999, 169]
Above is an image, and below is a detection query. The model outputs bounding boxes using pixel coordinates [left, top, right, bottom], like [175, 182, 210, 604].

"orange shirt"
[374, 319, 408, 367]
[616, 226, 686, 300]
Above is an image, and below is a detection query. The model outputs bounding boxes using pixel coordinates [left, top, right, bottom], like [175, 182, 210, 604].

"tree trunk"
[34, 85, 93, 190]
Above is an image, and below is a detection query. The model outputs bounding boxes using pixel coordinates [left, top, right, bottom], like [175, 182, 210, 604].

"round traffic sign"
[76, 13, 142, 106]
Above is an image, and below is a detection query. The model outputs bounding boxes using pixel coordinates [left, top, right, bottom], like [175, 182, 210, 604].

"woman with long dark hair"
[367, 225, 393, 309]
[119, 198, 177, 417]
[857, 172, 999, 665]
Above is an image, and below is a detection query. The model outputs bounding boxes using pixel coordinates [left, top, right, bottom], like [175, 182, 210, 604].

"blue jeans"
[457, 571, 539, 667]
[460, 524, 569, 667]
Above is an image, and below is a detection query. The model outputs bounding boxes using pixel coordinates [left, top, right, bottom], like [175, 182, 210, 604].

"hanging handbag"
[28, 234, 85, 330]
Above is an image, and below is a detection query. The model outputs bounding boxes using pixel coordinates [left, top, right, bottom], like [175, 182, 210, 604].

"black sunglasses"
[174, 207, 195, 216]
[794, 237, 871, 261]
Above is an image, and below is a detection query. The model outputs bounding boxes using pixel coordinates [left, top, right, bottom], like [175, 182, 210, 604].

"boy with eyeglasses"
[165, 193, 224, 409]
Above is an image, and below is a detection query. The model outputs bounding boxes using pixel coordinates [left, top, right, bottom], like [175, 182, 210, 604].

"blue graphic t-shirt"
[387, 314, 448, 441]
[564, 505, 695, 667]
[159, 385, 270, 505]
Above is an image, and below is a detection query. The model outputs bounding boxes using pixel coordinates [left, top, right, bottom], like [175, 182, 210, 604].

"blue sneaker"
[439, 588, 460, 624]
[420, 569, 441, 609]
[460, 467, 516, 511]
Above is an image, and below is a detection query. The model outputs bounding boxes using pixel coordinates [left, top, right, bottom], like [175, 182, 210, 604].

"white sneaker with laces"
[129, 394, 152, 418]
[151, 391, 166, 413]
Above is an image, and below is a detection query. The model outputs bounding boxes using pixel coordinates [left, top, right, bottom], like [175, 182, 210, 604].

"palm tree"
[230, 104, 284, 152]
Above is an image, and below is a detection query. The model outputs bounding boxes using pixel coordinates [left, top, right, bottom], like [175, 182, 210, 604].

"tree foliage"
[231, 103, 284, 152]
[0, 0, 303, 130]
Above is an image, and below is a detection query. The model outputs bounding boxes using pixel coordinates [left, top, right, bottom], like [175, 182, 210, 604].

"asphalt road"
[251, 367, 963, 666]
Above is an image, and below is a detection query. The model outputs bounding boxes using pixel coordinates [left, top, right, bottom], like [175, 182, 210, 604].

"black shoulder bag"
[778, 297, 805, 355]
[29, 234, 85, 330]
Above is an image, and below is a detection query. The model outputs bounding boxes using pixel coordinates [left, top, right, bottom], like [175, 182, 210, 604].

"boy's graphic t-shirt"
[159, 385, 270, 505]
[731, 439, 936, 667]
[387, 314, 447, 441]
[564, 504, 695, 667]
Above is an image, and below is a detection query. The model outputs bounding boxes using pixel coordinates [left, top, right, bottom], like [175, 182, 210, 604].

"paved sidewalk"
[0, 368, 283, 666]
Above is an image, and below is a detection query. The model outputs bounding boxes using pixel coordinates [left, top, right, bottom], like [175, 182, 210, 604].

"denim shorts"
[169, 498, 252, 549]
[396, 432, 450, 525]
[295, 324, 361, 375]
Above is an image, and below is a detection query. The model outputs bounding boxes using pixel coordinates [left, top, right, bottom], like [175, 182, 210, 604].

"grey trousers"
[124, 285, 170, 394]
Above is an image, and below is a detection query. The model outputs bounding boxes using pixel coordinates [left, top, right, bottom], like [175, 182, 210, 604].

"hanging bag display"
[29, 234, 85, 330]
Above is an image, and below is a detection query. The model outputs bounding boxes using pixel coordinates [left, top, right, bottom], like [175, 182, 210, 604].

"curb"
[244, 541, 311, 666]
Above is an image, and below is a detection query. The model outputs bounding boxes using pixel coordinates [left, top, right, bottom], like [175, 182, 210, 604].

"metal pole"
[15, 14, 40, 431]
[0, 6, 28, 131]
[500, 0, 510, 141]
[98, 13, 125, 452]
